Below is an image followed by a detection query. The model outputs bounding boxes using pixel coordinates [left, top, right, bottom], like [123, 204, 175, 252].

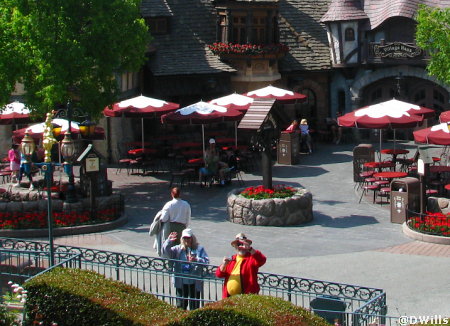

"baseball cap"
[181, 228, 193, 238]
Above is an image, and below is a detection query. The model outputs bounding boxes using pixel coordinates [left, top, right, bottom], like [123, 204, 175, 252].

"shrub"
[168, 294, 330, 326]
[0, 303, 21, 326]
[24, 268, 185, 326]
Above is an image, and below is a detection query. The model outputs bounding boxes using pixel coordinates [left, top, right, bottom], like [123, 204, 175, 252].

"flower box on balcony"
[208, 42, 289, 59]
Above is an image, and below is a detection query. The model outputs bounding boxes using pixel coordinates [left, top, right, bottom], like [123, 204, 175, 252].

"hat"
[209, 138, 216, 144]
[231, 233, 252, 247]
[300, 119, 308, 125]
[181, 228, 193, 238]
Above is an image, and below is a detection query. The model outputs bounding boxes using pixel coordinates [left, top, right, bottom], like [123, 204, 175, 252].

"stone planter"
[226, 188, 313, 226]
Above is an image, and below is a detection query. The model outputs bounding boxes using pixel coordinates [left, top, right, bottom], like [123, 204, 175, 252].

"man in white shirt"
[160, 187, 191, 244]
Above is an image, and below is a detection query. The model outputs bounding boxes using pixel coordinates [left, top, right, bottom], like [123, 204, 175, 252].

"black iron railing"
[0, 237, 400, 325]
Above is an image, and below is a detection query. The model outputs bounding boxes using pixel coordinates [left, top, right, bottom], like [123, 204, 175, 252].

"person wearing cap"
[215, 233, 266, 298]
[300, 119, 312, 154]
[162, 229, 209, 310]
[160, 187, 191, 245]
[199, 138, 228, 186]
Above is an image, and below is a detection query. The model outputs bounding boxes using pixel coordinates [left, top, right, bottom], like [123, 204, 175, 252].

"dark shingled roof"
[147, 0, 235, 76]
[140, 0, 173, 17]
[278, 0, 332, 72]
[320, 0, 368, 22]
[363, 0, 450, 30]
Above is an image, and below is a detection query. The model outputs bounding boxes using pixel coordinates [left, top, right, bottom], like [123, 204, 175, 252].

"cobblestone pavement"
[50, 141, 449, 316]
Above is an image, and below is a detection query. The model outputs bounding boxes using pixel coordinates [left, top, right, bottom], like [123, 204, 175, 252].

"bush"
[0, 303, 21, 326]
[24, 268, 185, 326]
[168, 294, 330, 326]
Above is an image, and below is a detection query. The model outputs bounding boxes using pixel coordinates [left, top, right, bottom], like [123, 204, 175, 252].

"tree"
[415, 5, 450, 86]
[0, 0, 150, 118]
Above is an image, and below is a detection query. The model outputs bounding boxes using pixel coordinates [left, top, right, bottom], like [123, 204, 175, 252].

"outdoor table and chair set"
[356, 146, 450, 205]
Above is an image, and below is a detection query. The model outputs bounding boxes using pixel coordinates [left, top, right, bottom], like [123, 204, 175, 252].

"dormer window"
[345, 27, 355, 41]
[146, 17, 169, 35]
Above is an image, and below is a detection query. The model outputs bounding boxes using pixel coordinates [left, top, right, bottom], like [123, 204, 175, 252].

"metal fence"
[0, 237, 400, 326]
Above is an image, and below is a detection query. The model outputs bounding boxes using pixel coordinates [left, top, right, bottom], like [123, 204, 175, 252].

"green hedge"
[24, 268, 331, 326]
[24, 268, 185, 326]
[169, 295, 330, 326]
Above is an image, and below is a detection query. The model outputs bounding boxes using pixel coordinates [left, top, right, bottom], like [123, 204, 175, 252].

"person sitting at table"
[199, 138, 228, 186]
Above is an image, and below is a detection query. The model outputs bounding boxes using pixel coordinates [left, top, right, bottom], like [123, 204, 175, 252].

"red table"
[364, 161, 395, 171]
[128, 148, 157, 156]
[444, 184, 450, 191]
[373, 171, 408, 179]
[380, 149, 409, 156]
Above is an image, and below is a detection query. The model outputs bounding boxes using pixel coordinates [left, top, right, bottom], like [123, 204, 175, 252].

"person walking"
[8, 144, 20, 184]
[160, 187, 191, 245]
[216, 233, 266, 298]
[162, 229, 209, 310]
[300, 119, 313, 154]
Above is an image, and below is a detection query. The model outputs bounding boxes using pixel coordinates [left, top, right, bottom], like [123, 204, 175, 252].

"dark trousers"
[176, 284, 200, 310]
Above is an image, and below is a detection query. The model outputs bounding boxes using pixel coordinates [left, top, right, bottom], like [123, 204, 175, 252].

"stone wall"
[226, 188, 313, 226]
[427, 196, 450, 214]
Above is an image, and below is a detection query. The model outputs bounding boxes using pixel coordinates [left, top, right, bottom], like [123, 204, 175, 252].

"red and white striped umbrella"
[0, 101, 33, 125]
[413, 122, 450, 145]
[439, 111, 450, 123]
[103, 95, 179, 117]
[209, 93, 254, 111]
[13, 118, 104, 142]
[161, 101, 243, 153]
[243, 85, 307, 102]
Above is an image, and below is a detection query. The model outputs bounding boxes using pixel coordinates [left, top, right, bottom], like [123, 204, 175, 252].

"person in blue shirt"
[162, 228, 209, 310]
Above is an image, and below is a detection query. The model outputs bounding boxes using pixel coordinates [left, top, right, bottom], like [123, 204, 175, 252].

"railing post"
[115, 253, 120, 280]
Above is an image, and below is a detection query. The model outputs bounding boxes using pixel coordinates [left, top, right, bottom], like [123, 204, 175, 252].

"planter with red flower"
[208, 42, 289, 60]
[403, 211, 450, 245]
[227, 185, 313, 226]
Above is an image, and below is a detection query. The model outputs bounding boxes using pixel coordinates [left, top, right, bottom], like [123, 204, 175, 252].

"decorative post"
[42, 112, 57, 266]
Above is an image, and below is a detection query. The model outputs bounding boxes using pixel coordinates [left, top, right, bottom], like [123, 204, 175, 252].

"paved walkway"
[49, 141, 449, 316]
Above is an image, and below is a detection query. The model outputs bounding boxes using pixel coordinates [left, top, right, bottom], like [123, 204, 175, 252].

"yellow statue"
[42, 112, 57, 163]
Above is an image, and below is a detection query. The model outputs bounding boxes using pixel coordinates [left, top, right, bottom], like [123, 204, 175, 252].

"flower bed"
[407, 212, 450, 237]
[240, 185, 296, 200]
[208, 42, 289, 56]
[227, 186, 313, 226]
[0, 195, 123, 230]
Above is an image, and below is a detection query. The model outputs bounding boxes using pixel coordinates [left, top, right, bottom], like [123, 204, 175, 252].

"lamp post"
[20, 132, 36, 177]
[42, 112, 58, 266]
[61, 132, 77, 203]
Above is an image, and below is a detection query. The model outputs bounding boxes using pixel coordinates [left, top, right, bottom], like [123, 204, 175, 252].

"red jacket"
[215, 250, 266, 298]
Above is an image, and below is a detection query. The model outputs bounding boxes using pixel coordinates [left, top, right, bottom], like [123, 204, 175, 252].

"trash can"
[390, 177, 420, 224]
[353, 144, 375, 182]
[310, 295, 346, 324]
[277, 132, 299, 165]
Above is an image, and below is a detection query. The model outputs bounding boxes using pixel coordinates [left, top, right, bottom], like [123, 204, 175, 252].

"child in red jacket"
[216, 233, 266, 298]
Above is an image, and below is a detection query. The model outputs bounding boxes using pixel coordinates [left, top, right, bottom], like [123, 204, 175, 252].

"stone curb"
[402, 222, 450, 245]
[0, 214, 128, 238]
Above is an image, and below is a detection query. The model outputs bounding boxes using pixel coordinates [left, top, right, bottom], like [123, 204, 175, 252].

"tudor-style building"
[106, 0, 450, 161]
[320, 0, 450, 120]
